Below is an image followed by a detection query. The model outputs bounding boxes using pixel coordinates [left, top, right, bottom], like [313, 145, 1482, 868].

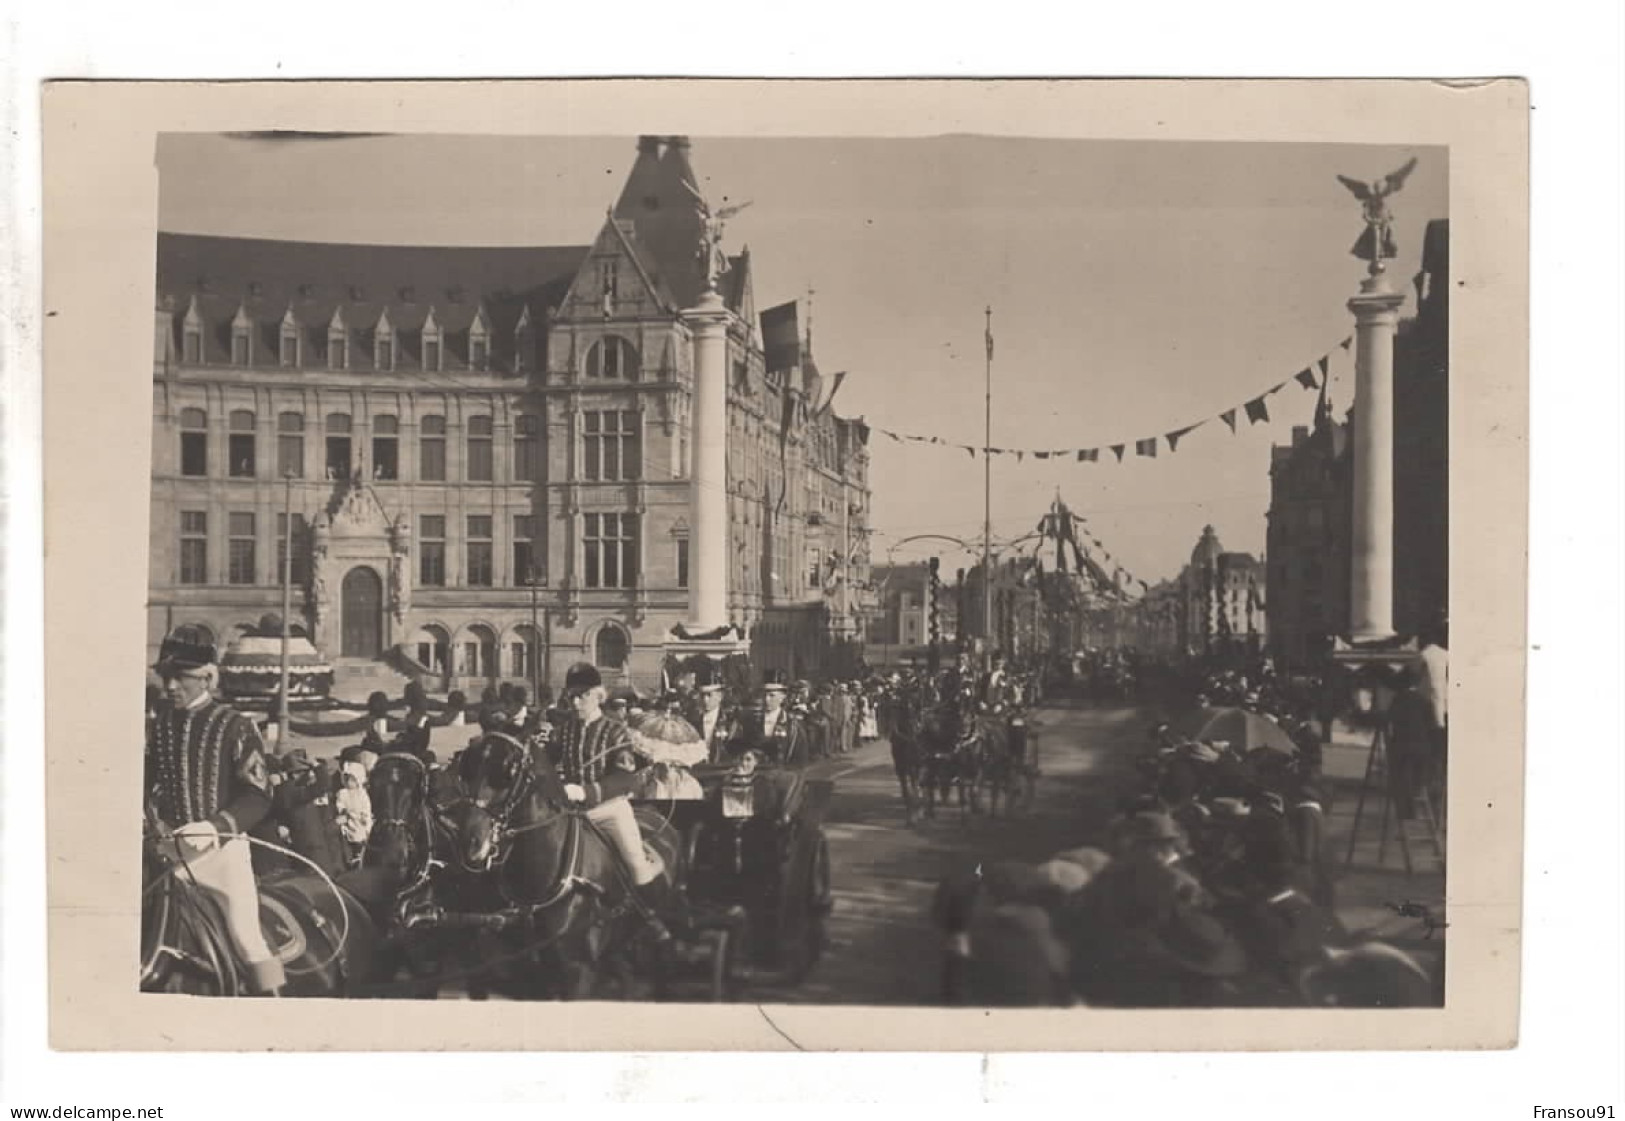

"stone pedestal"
[666, 288, 750, 669]
[1347, 272, 1408, 643]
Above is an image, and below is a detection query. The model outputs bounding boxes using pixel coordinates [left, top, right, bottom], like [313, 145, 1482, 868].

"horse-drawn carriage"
[648, 761, 834, 992]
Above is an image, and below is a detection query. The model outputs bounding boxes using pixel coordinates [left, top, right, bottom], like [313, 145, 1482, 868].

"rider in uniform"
[544, 662, 684, 941]
[144, 625, 285, 995]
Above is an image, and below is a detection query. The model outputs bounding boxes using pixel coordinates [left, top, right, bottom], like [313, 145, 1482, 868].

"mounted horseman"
[143, 625, 285, 996]
[538, 662, 687, 943]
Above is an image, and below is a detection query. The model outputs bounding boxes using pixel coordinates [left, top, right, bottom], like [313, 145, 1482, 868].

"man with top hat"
[693, 680, 735, 764]
[144, 625, 285, 995]
[741, 677, 806, 765]
[540, 662, 683, 940]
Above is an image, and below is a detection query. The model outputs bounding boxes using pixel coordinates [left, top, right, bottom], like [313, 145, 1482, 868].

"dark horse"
[140, 830, 379, 997]
[879, 689, 927, 826]
[442, 732, 687, 1000]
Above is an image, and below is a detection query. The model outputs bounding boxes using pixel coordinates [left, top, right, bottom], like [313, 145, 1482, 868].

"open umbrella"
[1175, 706, 1298, 756]
[628, 711, 708, 800]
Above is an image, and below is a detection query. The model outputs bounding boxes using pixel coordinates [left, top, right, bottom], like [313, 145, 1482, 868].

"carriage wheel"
[809, 834, 833, 915]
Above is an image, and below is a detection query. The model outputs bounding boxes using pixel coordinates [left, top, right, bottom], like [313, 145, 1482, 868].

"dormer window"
[327, 310, 348, 371]
[469, 308, 490, 372]
[182, 296, 204, 365]
[421, 308, 442, 372]
[513, 306, 533, 374]
[279, 309, 302, 367]
[374, 309, 395, 371]
[231, 305, 253, 366]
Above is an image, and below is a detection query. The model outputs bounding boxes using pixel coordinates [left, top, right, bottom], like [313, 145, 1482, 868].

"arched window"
[594, 625, 629, 670]
[228, 410, 256, 478]
[466, 415, 493, 481]
[179, 407, 208, 477]
[420, 414, 447, 481]
[411, 624, 451, 675]
[510, 624, 542, 682]
[325, 414, 352, 480]
[585, 337, 637, 380]
[460, 624, 497, 679]
[372, 415, 399, 480]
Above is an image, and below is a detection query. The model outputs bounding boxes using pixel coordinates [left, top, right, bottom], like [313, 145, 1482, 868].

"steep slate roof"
[156, 232, 586, 371]
[612, 135, 711, 310]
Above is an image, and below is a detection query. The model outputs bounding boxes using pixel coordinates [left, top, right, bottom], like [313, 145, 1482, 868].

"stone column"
[1347, 272, 1408, 642]
[684, 290, 731, 630]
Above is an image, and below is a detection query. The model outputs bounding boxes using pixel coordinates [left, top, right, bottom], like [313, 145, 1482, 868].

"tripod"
[1342, 722, 1445, 875]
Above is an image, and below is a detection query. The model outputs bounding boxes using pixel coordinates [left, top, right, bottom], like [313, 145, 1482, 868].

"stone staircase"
[328, 656, 417, 704]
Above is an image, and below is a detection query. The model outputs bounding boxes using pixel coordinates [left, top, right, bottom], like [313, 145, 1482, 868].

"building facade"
[148, 135, 873, 696]
[1175, 526, 1266, 656]
[1265, 219, 1449, 668]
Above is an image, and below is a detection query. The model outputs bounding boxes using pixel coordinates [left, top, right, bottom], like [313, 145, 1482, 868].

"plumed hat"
[564, 662, 603, 695]
[155, 625, 218, 674]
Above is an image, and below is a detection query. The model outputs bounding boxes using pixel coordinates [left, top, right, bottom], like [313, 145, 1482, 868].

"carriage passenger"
[144, 626, 285, 996]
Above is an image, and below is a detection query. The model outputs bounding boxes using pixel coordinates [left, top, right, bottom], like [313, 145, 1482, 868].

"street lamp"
[277, 470, 294, 736]
[524, 562, 549, 702]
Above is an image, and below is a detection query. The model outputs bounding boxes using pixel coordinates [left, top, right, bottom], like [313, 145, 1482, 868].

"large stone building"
[1176, 526, 1266, 656]
[1265, 219, 1449, 668]
[148, 135, 873, 696]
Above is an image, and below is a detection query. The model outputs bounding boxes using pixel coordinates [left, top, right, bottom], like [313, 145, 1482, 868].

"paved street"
[744, 701, 1146, 1005]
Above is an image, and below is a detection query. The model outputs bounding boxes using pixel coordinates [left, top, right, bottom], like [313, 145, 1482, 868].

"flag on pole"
[1245, 396, 1271, 425]
[1295, 367, 1319, 389]
[1220, 409, 1238, 433]
[986, 322, 994, 361]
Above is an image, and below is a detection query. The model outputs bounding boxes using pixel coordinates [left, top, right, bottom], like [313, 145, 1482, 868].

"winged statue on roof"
[681, 179, 753, 291]
[1335, 157, 1419, 267]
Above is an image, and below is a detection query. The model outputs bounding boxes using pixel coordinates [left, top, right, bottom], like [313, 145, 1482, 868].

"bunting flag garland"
[862, 335, 1345, 465]
[1166, 423, 1199, 452]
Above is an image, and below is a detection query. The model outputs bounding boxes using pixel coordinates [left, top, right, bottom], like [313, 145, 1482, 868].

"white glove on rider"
[174, 820, 220, 856]
[563, 783, 587, 803]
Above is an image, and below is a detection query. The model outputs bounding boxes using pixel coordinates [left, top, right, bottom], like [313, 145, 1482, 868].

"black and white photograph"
[32, 78, 1538, 1057]
[136, 127, 1451, 1009]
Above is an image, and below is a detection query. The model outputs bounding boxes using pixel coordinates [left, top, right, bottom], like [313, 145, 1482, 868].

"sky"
[157, 133, 1446, 586]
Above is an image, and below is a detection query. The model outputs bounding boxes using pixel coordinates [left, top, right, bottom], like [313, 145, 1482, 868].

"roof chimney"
[664, 135, 691, 150]
[1292, 425, 1309, 446]
[637, 135, 662, 155]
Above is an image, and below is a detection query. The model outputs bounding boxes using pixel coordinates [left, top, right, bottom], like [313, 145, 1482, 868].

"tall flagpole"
[983, 306, 993, 659]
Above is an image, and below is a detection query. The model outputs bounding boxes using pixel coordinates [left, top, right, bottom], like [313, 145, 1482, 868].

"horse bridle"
[447, 734, 537, 873]
[369, 752, 437, 880]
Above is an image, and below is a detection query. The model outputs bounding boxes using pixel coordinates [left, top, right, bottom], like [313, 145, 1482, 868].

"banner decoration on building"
[864, 335, 1352, 464]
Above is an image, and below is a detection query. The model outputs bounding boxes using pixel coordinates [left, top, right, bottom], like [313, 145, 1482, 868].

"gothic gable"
[558, 218, 674, 322]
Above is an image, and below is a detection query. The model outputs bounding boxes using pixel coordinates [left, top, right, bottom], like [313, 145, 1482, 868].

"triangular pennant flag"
[1318, 354, 1330, 381]
[1340, 336, 1353, 351]
[886, 430, 901, 441]
[1220, 409, 1238, 433]
[1295, 367, 1319, 389]
[966, 446, 976, 459]
[1016, 451, 1025, 462]
[1245, 396, 1271, 425]
[1135, 437, 1158, 458]
[1166, 423, 1199, 452]
[1110, 444, 1126, 462]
